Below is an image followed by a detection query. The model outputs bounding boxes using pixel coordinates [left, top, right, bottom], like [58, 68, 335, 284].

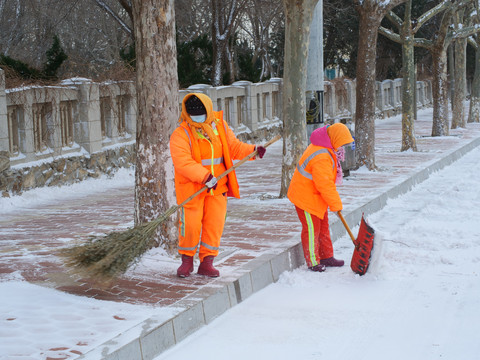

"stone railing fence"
[0, 68, 433, 195]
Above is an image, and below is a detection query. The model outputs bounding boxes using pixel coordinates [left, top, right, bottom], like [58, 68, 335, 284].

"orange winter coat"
[287, 123, 354, 219]
[170, 93, 255, 204]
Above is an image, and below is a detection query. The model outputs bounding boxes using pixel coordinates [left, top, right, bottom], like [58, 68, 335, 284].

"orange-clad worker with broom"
[287, 123, 354, 272]
[170, 93, 266, 278]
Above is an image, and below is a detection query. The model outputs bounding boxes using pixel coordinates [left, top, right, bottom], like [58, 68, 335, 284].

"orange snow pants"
[178, 192, 228, 262]
[295, 206, 334, 268]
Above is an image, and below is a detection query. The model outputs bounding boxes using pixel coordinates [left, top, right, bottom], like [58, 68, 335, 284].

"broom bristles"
[58, 138, 283, 281]
[59, 214, 167, 281]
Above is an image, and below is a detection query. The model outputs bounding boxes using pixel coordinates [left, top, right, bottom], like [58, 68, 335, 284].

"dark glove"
[205, 174, 218, 190]
[256, 145, 266, 159]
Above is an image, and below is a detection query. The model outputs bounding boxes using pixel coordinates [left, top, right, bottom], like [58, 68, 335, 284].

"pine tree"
[42, 35, 67, 80]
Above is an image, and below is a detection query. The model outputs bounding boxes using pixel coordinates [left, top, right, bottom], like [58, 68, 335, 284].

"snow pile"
[0, 277, 173, 359]
[0, 168, 135, 215]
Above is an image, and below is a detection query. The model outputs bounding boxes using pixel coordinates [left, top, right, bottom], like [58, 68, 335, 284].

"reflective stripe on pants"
[295, 206, 334, 267]
[178, 192, 227, 262]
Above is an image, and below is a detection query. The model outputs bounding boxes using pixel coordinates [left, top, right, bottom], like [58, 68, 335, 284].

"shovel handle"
[337, 211, 356, 244]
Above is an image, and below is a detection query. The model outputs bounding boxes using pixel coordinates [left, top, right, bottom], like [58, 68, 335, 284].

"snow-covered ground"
[0, 168, 134, 216]
[155, 146, 480, 360]
[1, 107, 480, 360]
[0, 280, 173, 360]
[0, 169, 178, 360]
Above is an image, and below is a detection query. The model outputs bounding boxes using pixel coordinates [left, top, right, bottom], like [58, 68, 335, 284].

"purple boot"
[177, 255, 194, 278]
[197, 256, 220, 277]
[320, 257, 345, 267]
[309, 264, 326, 272]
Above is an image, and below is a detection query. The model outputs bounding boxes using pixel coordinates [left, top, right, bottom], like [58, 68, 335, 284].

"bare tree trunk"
[211, 0, 225, 86]
[132, 0, 179, 252]
[226, 42, 236, 84]
[468, 44, 480, 123]
[448, 44, 455, 107]
[279, 0, 318, 197]
[431, 46, 450, 136]
[400, 0, 416, 152]
[423, 2, 458, 137]
[379, 0, 454, 149]
[452, 36, 467, 128]
[379, 1, 476, 138]
[354, 9, 381, 170]
[211, 0, 243, 86]
[353, 0, 406, 170]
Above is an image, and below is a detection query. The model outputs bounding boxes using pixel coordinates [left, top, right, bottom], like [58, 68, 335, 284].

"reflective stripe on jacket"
[170, 111, 254, 204]
[287, 144, 342, 219]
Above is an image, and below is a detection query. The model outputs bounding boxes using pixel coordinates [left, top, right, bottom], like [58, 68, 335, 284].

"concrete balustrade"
[0, 70, 433, 195]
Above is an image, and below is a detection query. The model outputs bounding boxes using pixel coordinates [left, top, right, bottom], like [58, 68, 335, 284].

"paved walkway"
[2, 109, 480, 359]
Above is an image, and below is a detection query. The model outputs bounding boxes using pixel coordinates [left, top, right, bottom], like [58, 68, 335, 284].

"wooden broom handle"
[337, 210, 356, 244]
[177, 134, 282, 208]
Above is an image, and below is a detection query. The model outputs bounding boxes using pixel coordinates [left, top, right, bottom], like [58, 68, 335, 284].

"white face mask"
[190, 114, 207, 123]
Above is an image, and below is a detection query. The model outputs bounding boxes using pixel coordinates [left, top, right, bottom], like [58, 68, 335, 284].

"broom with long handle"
[59, 134, 282, 280]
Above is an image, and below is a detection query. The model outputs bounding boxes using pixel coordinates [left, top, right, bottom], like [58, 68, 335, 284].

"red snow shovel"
[337, 211, 375, 275]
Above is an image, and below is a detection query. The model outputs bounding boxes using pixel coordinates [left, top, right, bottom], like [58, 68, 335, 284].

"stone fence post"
[392, 79, 402, 109]
[232, 81, 258, 131]
[424, 80, 432, 106]
[76, 80, 102, 153]
[125, 82, 137, 136]
[345, 79, 356, 119]
[0, 68, 9, 171]
[323, 81, 335, 120]
[266, 78, 283, 120]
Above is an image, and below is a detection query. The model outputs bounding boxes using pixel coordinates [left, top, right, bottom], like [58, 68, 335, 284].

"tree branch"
[386, 10, 402, 29]
[467, 36, 478, 50]
[452, 25, 480, 40]
[414, 0, 452, 33]
[378, 26, 402, 44]
[413, 37, 433, 49]
[117, 0, 133, 25]
[93, 0, 133, 39]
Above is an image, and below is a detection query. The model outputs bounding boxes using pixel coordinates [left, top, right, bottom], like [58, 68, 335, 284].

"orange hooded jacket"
[170, 93, 255, 204]
[287, 123, 354, 219]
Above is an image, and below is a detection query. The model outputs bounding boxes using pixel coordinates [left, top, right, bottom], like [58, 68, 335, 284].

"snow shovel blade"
[350, 215, 375, 275]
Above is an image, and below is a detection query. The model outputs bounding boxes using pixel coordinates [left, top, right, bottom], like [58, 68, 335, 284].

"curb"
[79, 135, 480, 360]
